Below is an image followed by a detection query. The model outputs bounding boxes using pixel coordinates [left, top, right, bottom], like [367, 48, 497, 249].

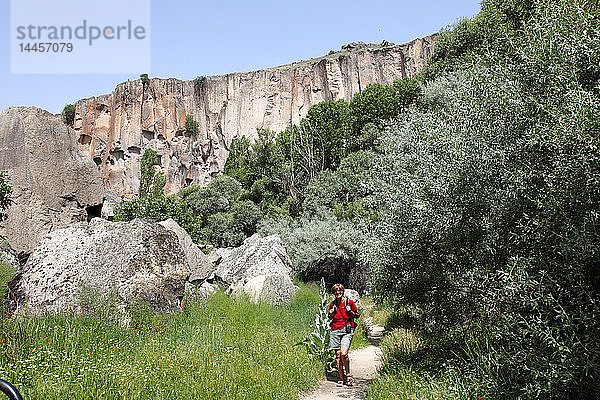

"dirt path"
[301, 323, 384, 400]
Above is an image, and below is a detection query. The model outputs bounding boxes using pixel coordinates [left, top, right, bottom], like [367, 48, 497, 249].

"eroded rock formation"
[10, 218, 189, 315]
[0, 107, 105, 255]
[73, 37, 435, 196]
[215, 233, 296, 305]
[8, 219, 297, 315]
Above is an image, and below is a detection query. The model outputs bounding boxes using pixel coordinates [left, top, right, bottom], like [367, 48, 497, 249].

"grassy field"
[0, 284, 333, 399]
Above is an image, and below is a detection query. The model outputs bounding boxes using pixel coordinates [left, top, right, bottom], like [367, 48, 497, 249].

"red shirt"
[328, 298, 359, 330]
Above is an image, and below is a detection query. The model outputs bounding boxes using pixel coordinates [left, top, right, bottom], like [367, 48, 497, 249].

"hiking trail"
[301, 321, 385, 400]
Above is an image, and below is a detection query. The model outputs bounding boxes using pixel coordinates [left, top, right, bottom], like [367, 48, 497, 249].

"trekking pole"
[0, 380, 23, 400]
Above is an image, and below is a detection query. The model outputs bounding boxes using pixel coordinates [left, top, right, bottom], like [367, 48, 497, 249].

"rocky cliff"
[0, 107, 105, 255]
[74, 36, 435, 196]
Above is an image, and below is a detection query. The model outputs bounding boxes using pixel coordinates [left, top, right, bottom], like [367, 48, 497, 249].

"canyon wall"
[74, 36, 435, 196]
[0, 107, 104, 254]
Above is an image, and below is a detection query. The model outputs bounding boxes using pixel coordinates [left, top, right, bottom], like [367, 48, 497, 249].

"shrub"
[369, 0, 600, 396]
[349, 78, 420, 136]
[260, 213, 367, 290]
[139, 73, 150, 85]
[303, 99, 351, 170]
[193, 76, 206, 92]
[0, 171, 12, 212]
[224, 136, 258, 189]
[62, 104, 76, 126]
[185, 115, 199, 137]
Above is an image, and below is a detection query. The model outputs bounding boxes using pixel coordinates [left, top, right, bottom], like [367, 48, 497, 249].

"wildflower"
[210, 353, 213, 356]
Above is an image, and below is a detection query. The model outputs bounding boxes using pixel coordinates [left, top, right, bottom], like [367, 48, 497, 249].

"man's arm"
[327, 303, 336, 319]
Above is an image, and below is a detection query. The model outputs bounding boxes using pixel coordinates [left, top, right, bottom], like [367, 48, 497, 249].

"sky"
[0, 0, 481, 114]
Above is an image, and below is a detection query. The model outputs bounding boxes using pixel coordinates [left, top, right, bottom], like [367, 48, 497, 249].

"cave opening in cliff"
[85, 204, 103, 222]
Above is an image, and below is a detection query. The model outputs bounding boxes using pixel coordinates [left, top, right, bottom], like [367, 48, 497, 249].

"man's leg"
[336, 350, 344, 382]
[340, 346, 350, 378]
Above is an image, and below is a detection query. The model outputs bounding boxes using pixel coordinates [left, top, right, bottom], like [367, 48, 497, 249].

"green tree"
[303, 99, 351, 170]
[138, 149, 164, 199]
[349, 78, 420, 137]
[370, 0, 600, 396]
[224, 136, 258, 189]
[62, 104, 76, 126]
[185, 115, 199, 137]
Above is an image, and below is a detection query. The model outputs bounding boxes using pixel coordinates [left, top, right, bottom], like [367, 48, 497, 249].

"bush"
[185, 115, 199, 137]
[0, 171, 12, 212]
[349, 78, 420, 136]
[62, 104, 76, 126]
[369, 0, 600, 396]
[114, 149, 200, 242]
[260, 213, 367, 290]
[193, 76, 206, 92]
[139, 73, 150, 85]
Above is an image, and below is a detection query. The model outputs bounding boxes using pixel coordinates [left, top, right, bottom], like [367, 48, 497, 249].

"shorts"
[329, 326, 354, 350]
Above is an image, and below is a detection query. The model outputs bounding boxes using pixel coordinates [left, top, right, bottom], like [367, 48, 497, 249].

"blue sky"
[1, 0, 481, 114]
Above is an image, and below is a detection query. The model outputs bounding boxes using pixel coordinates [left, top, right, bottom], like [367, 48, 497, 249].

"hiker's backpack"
[330, 295, 361, 324]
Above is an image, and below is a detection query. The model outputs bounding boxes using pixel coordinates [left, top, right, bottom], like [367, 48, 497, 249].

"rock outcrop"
[73, 36, 435, 196]
[10, 218, 189, 315]
[215, 233, 296, 305]
[159, 218, 214, 283]
[8, 218, 297, 316]
[0, 107, 105, 255]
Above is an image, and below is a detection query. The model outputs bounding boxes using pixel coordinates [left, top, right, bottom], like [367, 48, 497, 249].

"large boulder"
[159, 218, 215, 283]
[9, 218, 189, 315]
[215, 233, 296, 305]
[0, 107, 104, 255]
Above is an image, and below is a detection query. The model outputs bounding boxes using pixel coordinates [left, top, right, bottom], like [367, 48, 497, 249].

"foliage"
[193, 75, 206, 92]
[0, 285, 325, 399]
[366, 329, 461, 400]
[302, 150, 380, 223]
[303, 99, 351, 170]
[369, 0, 600, 397]
[260, 213, 366, 290]
[61, 104, 76, 126]
[302, 278, 336, 372]
[113, 149, 200, 241]
[139, 73, 150, 85]
[349, 78, 420, 136]
[0, 257, 16, 304]
[138, 149, 164, 200]
[421, 0, 535, 80]
[185, 115, 199, 137]
[224, 136, 258, 189]
[0, 171, 12, 212]
[178, 175, 263, 247]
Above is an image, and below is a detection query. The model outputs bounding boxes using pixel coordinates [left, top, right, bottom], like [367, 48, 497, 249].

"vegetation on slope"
[0, 285, 327, 399]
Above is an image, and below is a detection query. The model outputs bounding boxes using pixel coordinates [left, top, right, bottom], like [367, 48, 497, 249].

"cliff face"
[74, 36, 435, 196]
[0, 107, 105, 254]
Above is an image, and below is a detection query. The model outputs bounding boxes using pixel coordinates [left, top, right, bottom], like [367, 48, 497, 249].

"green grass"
[0, 257, 16, 299]
[0, 284, 325, 399]
[365, 329, 463, 400]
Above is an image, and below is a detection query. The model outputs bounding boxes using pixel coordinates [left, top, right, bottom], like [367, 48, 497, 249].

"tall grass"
[366, 329, 466, 400]
[0, 284, 324, 399]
